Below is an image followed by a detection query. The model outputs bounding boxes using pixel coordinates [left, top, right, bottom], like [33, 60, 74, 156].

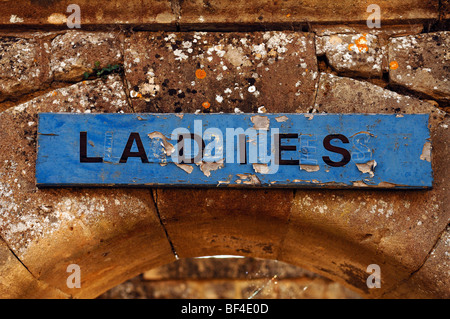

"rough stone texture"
[50, 31, 123, 82]
[142, 256, 318, 280]
[314, 72, 444, 115]
[316, 33, 386, 77]
[99, 257, 361, 299]
[311, 24, 424, 37]
[178, 0, 439, 30]
[0, 34, 52, 102]
[0, 24, 448, 299]
[0, 0, 440, 30]
[8, 75, 130, 115]
[124, 31, 318, 113]
[388, 32, 450, 103]
[154, 188, 293, 259]
[0, 237, 70, 298]
[280, 74, 449, 298]
[0, 76, 175, 298]
[443, 0, 450, 21]
[0, 0, 176, 28]
[389, 226, 450, 298]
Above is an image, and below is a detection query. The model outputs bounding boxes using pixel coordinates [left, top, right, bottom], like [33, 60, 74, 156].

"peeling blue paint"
[36, 113, 432, 188]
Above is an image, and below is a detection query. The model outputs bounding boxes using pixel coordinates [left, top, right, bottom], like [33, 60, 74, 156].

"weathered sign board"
[36, 113, 432, 188]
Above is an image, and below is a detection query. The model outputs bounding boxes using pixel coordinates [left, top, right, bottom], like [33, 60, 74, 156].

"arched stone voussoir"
[0, 76, 176, 298]
[0, 71, 447, 299]
[153, 188, 294, 260]
[0, 237, 71, 299]
[278, 75, 449, 298]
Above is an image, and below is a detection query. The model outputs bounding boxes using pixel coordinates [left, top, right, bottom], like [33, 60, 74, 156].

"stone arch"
[0, 28, 448, 299]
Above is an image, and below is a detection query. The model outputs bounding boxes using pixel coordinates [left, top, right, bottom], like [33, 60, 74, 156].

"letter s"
[322, 134, 351, 167]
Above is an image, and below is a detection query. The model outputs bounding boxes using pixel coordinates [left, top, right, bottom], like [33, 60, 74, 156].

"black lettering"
[80, 132, 103, 163]
[178, 133, 205, 164]
[275, 133, 299, 165]
[119, 132, 149, 163]
[322, 134, 351, 167]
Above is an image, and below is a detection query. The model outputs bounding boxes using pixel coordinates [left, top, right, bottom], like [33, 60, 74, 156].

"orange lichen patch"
[358, 44, 369, 53]
[389, 61, 399, 70]
[51, 91, 57, 96]
[286, 13, 291, 18]
[195, 69, 207, 79]
[355, 36, 367, 46]
[202, 101, 211, 109]
[349, 36, 369, 53]
[137, 93, 143, 98]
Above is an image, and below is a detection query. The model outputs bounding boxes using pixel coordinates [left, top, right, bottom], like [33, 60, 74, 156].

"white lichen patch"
[0, 36, 52, 98]
[50, 31, 122, 81]
[317, 33, 384, 76]
[9, 15, 24, 23]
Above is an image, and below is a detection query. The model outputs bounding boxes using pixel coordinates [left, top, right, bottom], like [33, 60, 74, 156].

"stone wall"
[0, 0, 448, 299]
[98, 257, 361, 299]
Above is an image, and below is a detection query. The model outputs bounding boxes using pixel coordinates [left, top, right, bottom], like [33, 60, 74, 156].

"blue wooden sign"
[36, 113, 432, 188]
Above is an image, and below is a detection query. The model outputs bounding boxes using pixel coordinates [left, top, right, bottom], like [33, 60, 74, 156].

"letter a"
[67, 4, 81, 29]
[366, 4, 381, 29]
[67, 264, 81, 288]
[366, 264, 381, 288]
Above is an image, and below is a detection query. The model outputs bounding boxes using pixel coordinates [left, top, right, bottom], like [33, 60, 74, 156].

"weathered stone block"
[316, 33, 386, 77]
[0, 238, 70, 298]
[314, 72, 444, 118]
[281, 73, 449, 298]
[389, 32, 450, 103]
[0, 0, 176, 28]
[390, 226, 450, 298]
[124, 31, 318, 113]
[178, 0, 439, 30]
[0, 76, 175, 298]
[0, 35, 52, 101]
[50, 31, 123, 82]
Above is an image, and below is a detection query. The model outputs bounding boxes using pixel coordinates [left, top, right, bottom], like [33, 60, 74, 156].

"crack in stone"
[150, 189, 179, 260]
[410, 223, 450, 277]
[170, 0, 182, 31]
[117, 32, 136, 113]
[0, 235, 34, 278]
[380, 222, 450, 298]
[0, 235, 73, 298]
